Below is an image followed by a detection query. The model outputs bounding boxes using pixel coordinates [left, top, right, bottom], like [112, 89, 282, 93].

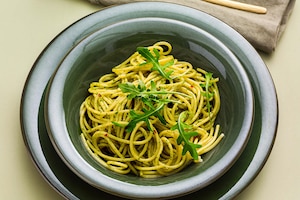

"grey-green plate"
[20, 2, 278, 199]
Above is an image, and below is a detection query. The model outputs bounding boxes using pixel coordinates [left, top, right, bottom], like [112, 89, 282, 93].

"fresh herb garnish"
[137, 47, 174, 80]
[112, 121, 124, 127]
[171, 112, 201, 160]
[117, 81, 188, 132]
[119, 81, 187, 104]
[200, 72, 214, 120]
[125, 102, 165, 133]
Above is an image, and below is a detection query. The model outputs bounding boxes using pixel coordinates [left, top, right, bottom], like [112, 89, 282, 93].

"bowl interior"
[47, 17, 253, 189]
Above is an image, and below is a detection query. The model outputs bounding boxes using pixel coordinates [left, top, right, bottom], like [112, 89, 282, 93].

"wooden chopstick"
[203, 0, 267, 14]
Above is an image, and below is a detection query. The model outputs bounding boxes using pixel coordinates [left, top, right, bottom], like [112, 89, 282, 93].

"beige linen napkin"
[88, 0, 295, 53]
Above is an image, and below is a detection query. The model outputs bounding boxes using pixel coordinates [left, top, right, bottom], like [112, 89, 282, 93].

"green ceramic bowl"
[45, 5, 254, 199]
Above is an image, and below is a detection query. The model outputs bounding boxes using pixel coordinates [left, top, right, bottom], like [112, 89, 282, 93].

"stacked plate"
[20, 2, 278, 199]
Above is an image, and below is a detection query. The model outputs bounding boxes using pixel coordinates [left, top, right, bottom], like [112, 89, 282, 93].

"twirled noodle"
[80, 41, 224, 178]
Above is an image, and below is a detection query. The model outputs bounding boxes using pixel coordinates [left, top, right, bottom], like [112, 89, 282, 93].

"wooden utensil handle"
[203, 0, 267, 14]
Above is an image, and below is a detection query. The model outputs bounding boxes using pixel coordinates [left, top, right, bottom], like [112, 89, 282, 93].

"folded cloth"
[88, 0, 295, 53]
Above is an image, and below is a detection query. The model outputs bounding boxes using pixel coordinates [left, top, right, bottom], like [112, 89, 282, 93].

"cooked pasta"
[79, 41, 224, 178]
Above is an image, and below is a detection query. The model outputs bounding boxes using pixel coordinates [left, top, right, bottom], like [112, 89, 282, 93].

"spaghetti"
[79, 41, 224, 178]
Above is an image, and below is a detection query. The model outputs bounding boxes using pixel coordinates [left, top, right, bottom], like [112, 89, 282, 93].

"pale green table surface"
[1, 1, 299, 199]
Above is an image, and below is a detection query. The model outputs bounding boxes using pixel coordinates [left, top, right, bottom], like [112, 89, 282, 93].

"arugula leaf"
[119, 81, 187, 103]
[200, 72, 214, 120]
[112, 121, 122, 126]
[137, 47, 173, 80]
[126, 102, 165, 133]
[171, 112, 201, 160]
[118, 81, 147, 100]
[118, 80, 189, 133]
